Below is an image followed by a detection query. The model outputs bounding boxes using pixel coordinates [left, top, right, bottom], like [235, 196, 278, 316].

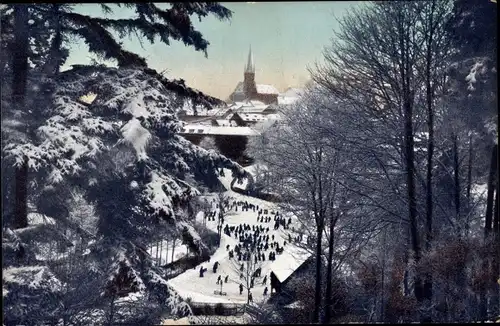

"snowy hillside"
[167, 168, 308, 305]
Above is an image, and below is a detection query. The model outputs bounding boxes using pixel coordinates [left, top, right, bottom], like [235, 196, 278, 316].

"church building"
[228, 47, 279, 105]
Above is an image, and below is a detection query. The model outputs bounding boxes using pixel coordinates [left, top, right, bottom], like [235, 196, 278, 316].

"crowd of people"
[197, 196, 293, 301]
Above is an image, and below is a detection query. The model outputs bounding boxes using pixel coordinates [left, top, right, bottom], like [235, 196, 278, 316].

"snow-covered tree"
[1, 3, 242, 324]
[198, 136, 218, 152]
[445, 0, 498, 319]
[257, 90, 379, 323]
[2, 65, 246, 324]
[1, 2, 233, 232]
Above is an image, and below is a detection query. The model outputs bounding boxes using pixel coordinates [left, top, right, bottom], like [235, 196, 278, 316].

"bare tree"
[413, 1, 455, 321]
[228, 248, 263, 304]
[245, 299, 283, 324]
[310, 1, 459, 321]
[258, 101, 334, 322]
[256, 92, 381, 323]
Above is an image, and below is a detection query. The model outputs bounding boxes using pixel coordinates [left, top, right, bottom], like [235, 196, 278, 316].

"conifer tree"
[1, 3, 232, 229]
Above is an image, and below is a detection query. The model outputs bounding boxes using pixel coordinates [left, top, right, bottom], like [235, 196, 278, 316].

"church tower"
[243, 46, 257, 99]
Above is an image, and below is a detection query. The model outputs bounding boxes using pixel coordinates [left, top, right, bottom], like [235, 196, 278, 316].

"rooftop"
[256, 84, 279, 95]
[179, 124, 260, 136]
[237, 113, 269, 122]
[232, 82, 280, 96]
[269, 245, 312, 283]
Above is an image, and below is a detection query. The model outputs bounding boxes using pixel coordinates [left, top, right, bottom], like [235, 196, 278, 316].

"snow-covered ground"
[167, 166, 308, 305]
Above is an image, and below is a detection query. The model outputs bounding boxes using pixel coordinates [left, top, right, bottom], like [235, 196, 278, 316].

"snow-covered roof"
[231, 82, 279, 96]
[237, 113, 269, 122]
[212, 107, 233, 117]
[179, 125, 260, 136]
[269, 246, 312, 283]
[229, 102, 246, 109]
[256, 84, 279, 95]
[214, 119, 231, 127]
[248, 100, 266, 106]
[237, 105, 269, 114]
[264, 113, 281, 120]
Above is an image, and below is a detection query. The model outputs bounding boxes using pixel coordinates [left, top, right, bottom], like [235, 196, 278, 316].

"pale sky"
[64, 2, 360, 100]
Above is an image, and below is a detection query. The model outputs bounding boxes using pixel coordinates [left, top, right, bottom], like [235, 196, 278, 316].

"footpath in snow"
[167, 167, 310, 305]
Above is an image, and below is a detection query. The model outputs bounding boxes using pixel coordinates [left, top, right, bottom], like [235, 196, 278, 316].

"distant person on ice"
[199, 266, 205, 278]
[239, 283, 244, 295]
[225, 275, 229, 283]
[216, 275, 222, 285]
[213, 261, 219, 273]
[248, 291, 253, 303]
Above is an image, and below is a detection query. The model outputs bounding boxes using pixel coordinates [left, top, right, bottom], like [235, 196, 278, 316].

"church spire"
[245, 45, 255, 73]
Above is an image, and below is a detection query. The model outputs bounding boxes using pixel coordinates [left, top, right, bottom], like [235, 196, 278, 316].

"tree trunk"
[494, 189, 499, 237]
[171, 238, 176, 263]
[465, 132, 474, 237]
[404, 91, 423, 305]
[159, 239, 163, 266]
[155, 241, 159, 266]
[313, 148, 326, 323]
[484, 144, 497, 237]
[423, 5, 436, 318]
[12, 4, 30, 230]
[453, 134, 461, 222]
[466, 133, 473, 201]
[403, 234, 411, 296]
[44, 4, 63, 75]
[165, 239, 169, 264]
[480, 144, 497, 320]
[380, 236, 386, 322]
[397, 7, 423, 308]
[323, 212, 337, 324]
[107, 295, 116, 326]
[313, 223, 324, 323]
[492, 189, 499, 317]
